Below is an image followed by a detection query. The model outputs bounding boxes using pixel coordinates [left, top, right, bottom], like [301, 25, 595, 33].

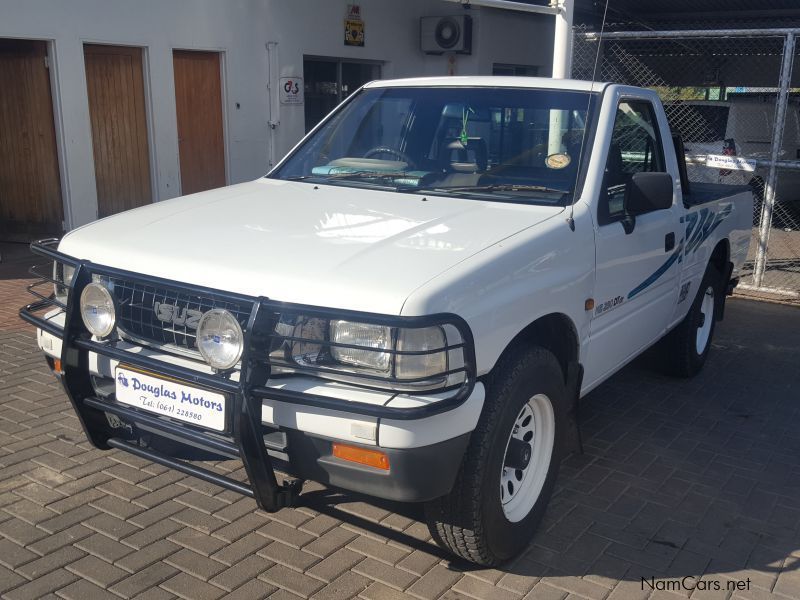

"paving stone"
[115, 539, 179, 573]
[0, 537, 38, 569]
[224, 578, 278, 600]
[259, 518, 316, 549]
[110, 562, 180, 599]
[453, 574, 521, 600]
[65, 553, 128, 587]
[348, 536, 410, 566]
[353, 557, 422, 591]
[168, 526, 228, 557]
[0, 560, 27, 590]
[304, 526, 360, 558]
[312, 571, 373, 600]
[26, 523, 93, 555]
[522, 582, 568, 600]
[75, 531, 135, 563]
[211, 531, 271, 565]
[209, 554, 274, 591]
[123, 519, 184, 549]
[165, 547, 227, 581]
[4, 568, 78, 600]
[83, 510, 141, 540]
[0, 516, 48, 545]
[307, 547, 364, 582]
[158, 572, 225, 600]
[259, 540, 320, 571]
[406, 565, 463, 599]
[16, 545, 86, 580]
[261, 563, 326, 597]
[360, 581, 416, 600]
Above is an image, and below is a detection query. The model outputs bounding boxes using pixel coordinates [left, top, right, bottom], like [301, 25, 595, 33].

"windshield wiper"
[431, 184, 569, 194]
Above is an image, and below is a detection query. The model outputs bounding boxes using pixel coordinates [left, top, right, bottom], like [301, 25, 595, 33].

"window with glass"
[272, 86, 598, 206]
[601, 100, 666, 223]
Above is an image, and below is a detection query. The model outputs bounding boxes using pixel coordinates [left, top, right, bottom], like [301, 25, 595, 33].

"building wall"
[0, 0, 554, 230]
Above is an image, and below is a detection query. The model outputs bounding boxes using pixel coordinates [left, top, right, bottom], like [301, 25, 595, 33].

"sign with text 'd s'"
[279, 77, 304, 104]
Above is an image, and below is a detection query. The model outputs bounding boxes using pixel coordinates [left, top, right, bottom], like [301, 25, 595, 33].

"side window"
[600, 100, 666, 223]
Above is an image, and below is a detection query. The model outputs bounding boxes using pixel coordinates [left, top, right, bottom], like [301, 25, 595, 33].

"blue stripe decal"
[626, 204, 732, 301]
[627, 243, 683, 300]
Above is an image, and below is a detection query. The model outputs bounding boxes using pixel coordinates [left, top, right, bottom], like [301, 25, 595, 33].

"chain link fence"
[573, 27, 800, 302]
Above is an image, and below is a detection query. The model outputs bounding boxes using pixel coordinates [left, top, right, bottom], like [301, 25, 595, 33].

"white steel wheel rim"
[500, 394, 555, 523]
[696, 285, 715, 355]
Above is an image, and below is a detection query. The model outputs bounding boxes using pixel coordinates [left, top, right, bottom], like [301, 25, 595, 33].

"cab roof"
[364, 76, 609, 93]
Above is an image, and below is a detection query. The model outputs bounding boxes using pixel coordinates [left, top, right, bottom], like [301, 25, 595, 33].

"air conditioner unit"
[421, 15, 472, 55]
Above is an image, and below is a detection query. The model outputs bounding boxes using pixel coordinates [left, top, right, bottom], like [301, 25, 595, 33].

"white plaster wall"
[0, 0, 553, 230]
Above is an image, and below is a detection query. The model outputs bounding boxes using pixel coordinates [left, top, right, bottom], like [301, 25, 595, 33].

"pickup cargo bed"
[684, 182, 751, 207]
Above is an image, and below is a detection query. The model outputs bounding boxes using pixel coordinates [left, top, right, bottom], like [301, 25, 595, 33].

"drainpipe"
[549, 0, 574, 156]
[266, 42, 279, 169]
[552, 0, 574, 78]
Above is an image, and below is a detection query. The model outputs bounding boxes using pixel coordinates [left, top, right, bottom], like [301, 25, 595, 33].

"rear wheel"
[659, 263, 721, 377]
[424, 347, 566, 566]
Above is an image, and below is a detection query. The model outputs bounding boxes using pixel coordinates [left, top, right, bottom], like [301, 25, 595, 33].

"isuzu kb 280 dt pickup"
[23, 77, 753, 565]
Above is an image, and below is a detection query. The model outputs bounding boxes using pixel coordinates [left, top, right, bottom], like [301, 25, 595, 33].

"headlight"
[80, 282, 116, 338]
[330, 321, 391, 372]
[329, 322, 448, 380]
[272, 316, 466, 392]
[395, 326, 447, 380]
[53, 262, 75, 305]
[197, 309, 244, 370]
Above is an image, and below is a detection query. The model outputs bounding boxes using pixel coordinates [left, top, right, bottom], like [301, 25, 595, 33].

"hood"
[60, 179, 561, 314]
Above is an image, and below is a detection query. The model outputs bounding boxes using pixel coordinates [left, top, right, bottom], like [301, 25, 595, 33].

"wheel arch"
[491, 313, 579, 382]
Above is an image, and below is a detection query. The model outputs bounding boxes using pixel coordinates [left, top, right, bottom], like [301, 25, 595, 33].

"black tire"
[424, 346, 567, 566]
[659, 263, 721, 378]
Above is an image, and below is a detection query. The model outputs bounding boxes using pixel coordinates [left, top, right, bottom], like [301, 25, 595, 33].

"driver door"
[584, 98, 682, 387]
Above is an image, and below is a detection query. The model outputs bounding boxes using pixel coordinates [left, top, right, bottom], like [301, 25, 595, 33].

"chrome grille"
[106, 277, 253, 353]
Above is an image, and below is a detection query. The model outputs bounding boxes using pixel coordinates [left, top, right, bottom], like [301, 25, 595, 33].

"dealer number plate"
[115, 367, 226, 432]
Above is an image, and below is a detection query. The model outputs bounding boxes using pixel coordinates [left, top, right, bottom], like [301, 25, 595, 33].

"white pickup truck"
[23, 76, 752, 566]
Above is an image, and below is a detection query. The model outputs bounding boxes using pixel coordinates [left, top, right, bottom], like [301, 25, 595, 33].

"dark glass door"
[303, 58, 381, 132]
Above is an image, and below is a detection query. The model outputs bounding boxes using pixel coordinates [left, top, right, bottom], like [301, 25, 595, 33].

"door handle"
[665, 232, 675, 252]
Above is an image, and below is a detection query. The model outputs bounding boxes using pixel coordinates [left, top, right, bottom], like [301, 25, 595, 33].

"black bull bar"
[19, 240, 476, 511]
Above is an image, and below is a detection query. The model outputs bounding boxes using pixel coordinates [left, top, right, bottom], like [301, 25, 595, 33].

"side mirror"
[625, 172, 673, 216]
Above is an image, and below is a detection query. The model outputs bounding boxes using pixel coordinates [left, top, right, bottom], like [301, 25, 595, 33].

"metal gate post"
[754, 32, 795, 288]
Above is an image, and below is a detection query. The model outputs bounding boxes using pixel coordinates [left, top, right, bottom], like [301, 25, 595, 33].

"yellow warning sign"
[345, 19, 364, 46]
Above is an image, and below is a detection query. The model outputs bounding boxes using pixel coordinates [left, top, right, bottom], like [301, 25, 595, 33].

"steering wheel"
[363, 146, 416, 169]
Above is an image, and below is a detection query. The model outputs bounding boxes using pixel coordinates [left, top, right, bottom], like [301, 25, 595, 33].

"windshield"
[270, 86, 597, 205]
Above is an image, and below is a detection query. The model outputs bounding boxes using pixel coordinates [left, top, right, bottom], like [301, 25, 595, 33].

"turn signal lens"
[332, 443, 390, 470]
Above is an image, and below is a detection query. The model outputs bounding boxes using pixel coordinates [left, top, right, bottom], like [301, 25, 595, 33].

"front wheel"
[424, 347, 566, 566]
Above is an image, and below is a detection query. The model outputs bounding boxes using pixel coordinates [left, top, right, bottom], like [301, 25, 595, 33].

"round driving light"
[197, 309, 244, 370]
[80, 283, 116, 338]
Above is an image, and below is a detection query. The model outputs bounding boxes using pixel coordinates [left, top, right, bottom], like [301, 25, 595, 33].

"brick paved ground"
[1, 241, 799, 600]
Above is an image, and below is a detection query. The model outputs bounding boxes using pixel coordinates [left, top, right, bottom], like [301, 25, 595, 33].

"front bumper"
[21, 241, 481, 508]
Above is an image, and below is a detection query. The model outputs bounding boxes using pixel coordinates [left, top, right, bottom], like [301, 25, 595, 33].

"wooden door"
[173, 50, 226, 194]
[84, 44, 152, 218]
[0, 39, 63, 238]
